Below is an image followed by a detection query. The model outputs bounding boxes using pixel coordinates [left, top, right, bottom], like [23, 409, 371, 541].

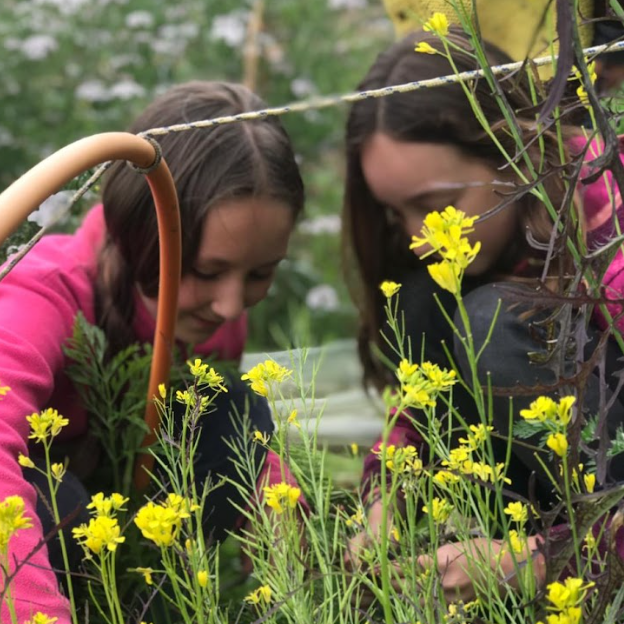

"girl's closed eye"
[191, 267, 222, 281]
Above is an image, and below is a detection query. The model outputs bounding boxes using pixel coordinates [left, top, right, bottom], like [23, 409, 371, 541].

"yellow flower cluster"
[410, 206, 481, 295]
[263, 482, 301, 514]
[379, 280, 401, 298]
[423, 11, 449, 37]
[441, 440, 511, 486]
[73, 493, 127, 556]
[520, 396, 576, 459]
[26, 408, 69, 443]
[373, 443, 423, 476]
[244, 584, 272, 605]
[536, 577, 594, 624]
[345, 506, 365, 528]
[175, 389, 211, 412]
[392, 358, 456, 410]
[0, 495, 32, 553]
[422, 497, 454, 523]
[187, 358, 228, 392]
[520, 396, 575, 426]
[87, 492, 129, 517]
[241, 360, 292, 398]
[134, 493, 198, 548]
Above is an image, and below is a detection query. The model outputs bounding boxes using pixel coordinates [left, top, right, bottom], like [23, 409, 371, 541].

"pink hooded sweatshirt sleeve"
[0, 206, 248, 623]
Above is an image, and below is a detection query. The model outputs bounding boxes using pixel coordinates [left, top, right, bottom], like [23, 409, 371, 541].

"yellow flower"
[415, 41, 437, 54]
[420, 361, 457, 390]
[458, 424, 493, 450]
[187, 359, 227, 392]
[245, 584, 272, 605]
[263, 482, 300, 514]
[17, 453, 35, 469]
[287, 409, 301, 429]
[253, 430, 271, 445]
[504, 502, 528, 525]
[427, 260, 460, 294]
[380, 280, 401, 298]
[0, 495, 33, 552]
[158, 383, 167, 399]
[423, 11, 449, 37]
[72, 515, 125, 555]
[546, 577, 594, 610]
[134, 494, 194, 547]
[422, 497, 453, 523]
[197, 570, 209, 588]
[396, 358, 418, 383]
[134, 566, 154, 585]
[391, 526, 400, 542]
[350, 442, 359, 457]
[87, 492, 128, 518]
[23, 613, 58, 624]
[520, 396, 575, 426]
[345, 506, 365, 528]
[584, 472, 596, 493]
[241, 360, 292, 397]
[432, 470, 460, 487]
[547, 432, 568, 457]
[51, 463, 66, 482]
[508, 529, 526, 554]
[26, 408, 69, 443]
[402, 383, 436, 409]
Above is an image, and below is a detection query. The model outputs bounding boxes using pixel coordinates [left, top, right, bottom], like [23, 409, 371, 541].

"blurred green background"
[0, 0, 394, 351]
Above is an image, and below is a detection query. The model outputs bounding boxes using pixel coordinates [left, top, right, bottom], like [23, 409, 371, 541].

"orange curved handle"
[0, 132, 181, 491]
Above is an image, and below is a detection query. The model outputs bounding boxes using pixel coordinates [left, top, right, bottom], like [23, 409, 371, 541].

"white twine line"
[139, 40, 624, 137]
[3, 38, 624, 281]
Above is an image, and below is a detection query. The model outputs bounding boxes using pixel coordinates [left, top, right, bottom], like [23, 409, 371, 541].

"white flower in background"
[328, 0, 367, 8]
[291, 78, 316, 99]
[125, 10, 154, 29]
[306, 285, 340, 312]
[0, 127, 14, 147]
[160, 23, 200, 40]
[209, 12, 248, 47]
[299, 215, 341, 236]
[31, 0, 90, 15]
[20, 35, 58, 60]
[109, 79, 145, 100]
[151, 38, 186, 56]
[126, 11, 154, 29]
[28, 191, 73, 228]
[75, 80, 111, 102]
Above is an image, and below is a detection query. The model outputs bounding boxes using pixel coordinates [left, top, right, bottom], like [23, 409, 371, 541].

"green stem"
[43, 442, 78, 624]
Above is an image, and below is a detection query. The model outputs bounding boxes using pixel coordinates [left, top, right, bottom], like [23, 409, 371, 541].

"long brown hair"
[342, 29, 574, 390]
[97, 81, 304, 355]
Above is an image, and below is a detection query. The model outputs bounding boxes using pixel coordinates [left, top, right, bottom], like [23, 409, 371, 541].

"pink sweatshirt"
[0, 205, 251, 622]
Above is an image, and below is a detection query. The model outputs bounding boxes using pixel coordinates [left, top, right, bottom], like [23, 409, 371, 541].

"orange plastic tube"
[0, 132, 181, 491]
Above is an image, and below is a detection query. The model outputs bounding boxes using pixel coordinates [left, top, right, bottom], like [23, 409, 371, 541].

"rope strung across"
[2, 38, 623, 282]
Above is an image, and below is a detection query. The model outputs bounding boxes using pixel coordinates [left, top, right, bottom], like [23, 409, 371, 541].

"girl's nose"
[211, 279, 245, 321]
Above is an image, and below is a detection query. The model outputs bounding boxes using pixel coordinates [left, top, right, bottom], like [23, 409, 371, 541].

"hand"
[356, 535, 546, 607]
[344, 497, 392, 570]
[420, 536, 546, 603]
